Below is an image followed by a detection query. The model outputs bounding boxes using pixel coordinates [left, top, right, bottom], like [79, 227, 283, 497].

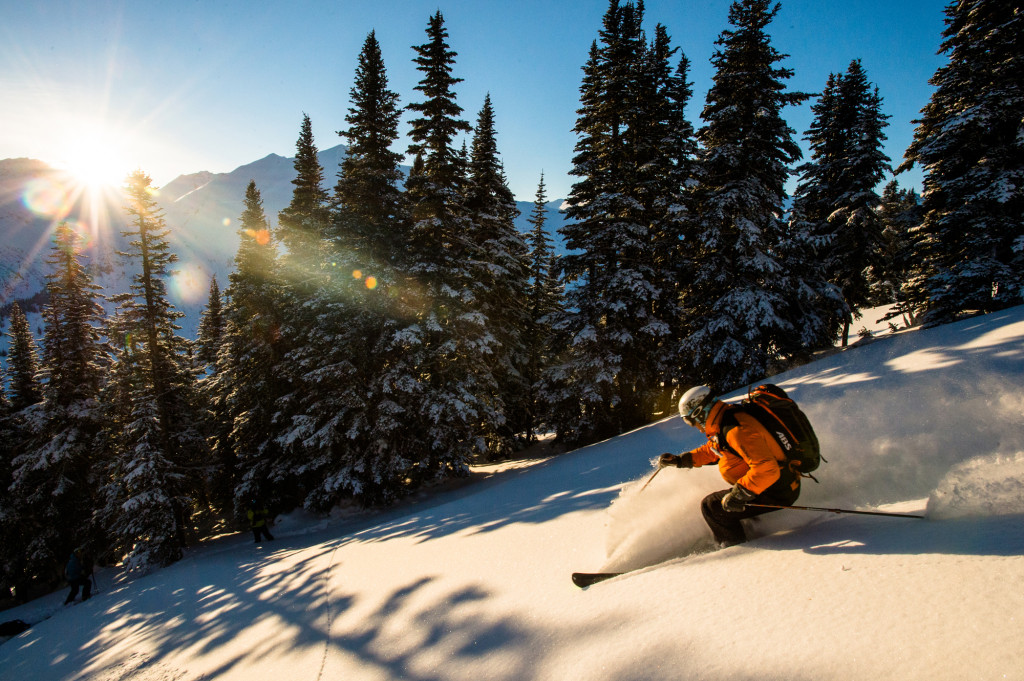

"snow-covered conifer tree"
[402, 11, 496, 478]
[100, 170, 209, 570]
[278, 114, 330, 288]
[555, 0, 679, 443]
[195, 274, 229, 517]
[643, 25, 701, 408]
[8, 222, 107, 581]
[523, 174, 563, 441]
[6, 303, 42, 411]
[195, 276, 224, 370]
[335, 31, 407, 269]
[791, 59, 891, 345]
[272, 115, 333, 507]
[0, 363, 12, 452]
[326, 31, 421, 506]
[899, 0, 1024, 322]
[465, 94, 531, 457]
[874, 180, 925, 327]
[0, 361, 26, 597]
[216, 181, 291, 515]
[683, 0, 813, 391]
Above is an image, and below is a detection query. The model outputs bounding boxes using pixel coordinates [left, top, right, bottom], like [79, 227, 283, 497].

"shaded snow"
[2, 306, 1023, 681]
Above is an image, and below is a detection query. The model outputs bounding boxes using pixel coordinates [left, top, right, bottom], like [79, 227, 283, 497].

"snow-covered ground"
[2, 306, 1023, 681]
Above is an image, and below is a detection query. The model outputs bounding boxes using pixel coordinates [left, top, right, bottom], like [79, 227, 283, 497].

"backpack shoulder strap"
[710, 405, 741, 455]
[741, 401, 799, 458]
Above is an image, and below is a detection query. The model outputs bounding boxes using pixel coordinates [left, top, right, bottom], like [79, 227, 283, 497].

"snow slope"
[2, 306, 1023, 681]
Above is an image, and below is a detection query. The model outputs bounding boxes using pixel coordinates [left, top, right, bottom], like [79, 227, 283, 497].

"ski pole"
[638, 467, 662, 493]
[747, 503, 925, 519]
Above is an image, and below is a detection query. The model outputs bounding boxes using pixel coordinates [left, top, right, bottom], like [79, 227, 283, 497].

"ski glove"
[721, 484, 756, 512]
[658, 452, 694, 469]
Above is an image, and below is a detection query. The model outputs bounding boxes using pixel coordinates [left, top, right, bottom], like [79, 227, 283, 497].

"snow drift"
[2, 306, 1023, 681]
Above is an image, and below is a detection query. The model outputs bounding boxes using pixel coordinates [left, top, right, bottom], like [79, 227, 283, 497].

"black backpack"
[740, 384, 823, 479]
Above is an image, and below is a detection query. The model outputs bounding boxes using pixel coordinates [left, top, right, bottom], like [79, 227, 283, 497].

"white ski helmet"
[678, 385, 714, 427]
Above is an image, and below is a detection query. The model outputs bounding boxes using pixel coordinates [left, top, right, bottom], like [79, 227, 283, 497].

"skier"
[659, 385, 801, 547]
[247, 499, 275, 544]
[63, 547, 93, 604]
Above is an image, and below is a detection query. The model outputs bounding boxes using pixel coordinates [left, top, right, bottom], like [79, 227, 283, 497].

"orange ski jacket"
[688, 401, 800, 496]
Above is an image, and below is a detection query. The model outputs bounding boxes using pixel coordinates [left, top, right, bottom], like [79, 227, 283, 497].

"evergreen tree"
[403, 10, 496, 477]
[0, 363, 12, 462]
[874, 180, 925, 326]
[683, 0, 818, 391]
[273, 115, 332, 508]
[555, 0, 677, 443]
[644, 25, 702, 409]
[465, 94, 530, 456]
[791, 59, 891, 345]
[217, 181, 290, 516]
[278, 114, 330, 287]
[101, 170, 209, 571]
[323, 32, 420, 506]
[99, 342, 185, 572]
[0, 362, 11, 432]
[6, 303, 42, 411]
[523, 173, 563, 441]
[195, 274, 226, 517]
[899, 0, 1024, 322]
[335, 30, 406, 267]
[196, 275, 224, 369]
[0, 363, 11, 438]
[407, 12, 473, 199]
[0, 361, 27, 598]
[7, 222, 107, 583]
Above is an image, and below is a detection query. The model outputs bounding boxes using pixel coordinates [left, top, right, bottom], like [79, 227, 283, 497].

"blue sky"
[0, 0, 947, 202]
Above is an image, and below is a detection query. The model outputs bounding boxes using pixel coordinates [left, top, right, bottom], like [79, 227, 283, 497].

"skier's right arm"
[659, 443, 718, 468]
[658, 452, 693, 468]
[688, 442, 720, 467]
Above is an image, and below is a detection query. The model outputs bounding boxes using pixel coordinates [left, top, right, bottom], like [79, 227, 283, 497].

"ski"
[572, 571, 625, 588]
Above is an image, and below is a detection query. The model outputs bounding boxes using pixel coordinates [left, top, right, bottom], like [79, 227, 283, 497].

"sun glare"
[57, 125, 131, 190]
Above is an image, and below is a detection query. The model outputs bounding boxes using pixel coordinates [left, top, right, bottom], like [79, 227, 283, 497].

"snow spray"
[600, 465, 723, 573]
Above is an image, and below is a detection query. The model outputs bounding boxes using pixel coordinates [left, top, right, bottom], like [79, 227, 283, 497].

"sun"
[57, 124, 132, 190]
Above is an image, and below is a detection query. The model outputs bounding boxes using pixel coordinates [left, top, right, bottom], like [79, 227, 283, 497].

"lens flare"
[244, 228, 271, 246]
[22, 177, 72, 219]
[169, 263, 207, 304]
[64, 219, 96, 251]
[365, 276, 378, 290]
[353, 269, 363, 279]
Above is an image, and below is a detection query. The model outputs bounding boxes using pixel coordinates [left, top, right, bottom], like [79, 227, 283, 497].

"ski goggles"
[682, 402, 711, 427]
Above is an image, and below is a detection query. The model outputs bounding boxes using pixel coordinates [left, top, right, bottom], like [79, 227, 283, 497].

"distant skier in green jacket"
[247, 500, 274, 544]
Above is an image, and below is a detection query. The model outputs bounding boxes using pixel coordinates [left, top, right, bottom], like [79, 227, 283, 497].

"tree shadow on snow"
[0, 544, 632, 681]
[314, 440, 652, 549]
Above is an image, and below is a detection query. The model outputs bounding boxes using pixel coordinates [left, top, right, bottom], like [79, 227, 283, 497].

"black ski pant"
[252, 525, 274, 543]
[701, 488, 785, 547]
[64, 576, 92, 604]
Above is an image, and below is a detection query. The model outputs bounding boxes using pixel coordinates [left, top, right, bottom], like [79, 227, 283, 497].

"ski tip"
[572, 572, 624, 588]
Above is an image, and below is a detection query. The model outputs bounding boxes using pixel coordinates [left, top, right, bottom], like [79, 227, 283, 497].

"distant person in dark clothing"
[64, 548, 93, 604]
[247, 500, 274, 543]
